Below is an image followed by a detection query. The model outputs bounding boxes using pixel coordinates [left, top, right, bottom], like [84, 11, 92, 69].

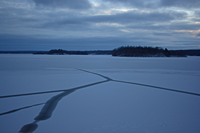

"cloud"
[101, 0, 200, 9]
[160, 0, 200, 8]
[195, 11, 200, 17]
[0, 0, 199, 50]
[87, 11, 180, 23]
[0, 33, 178, 50]
[32, 0, 91, 9]
[39, 10, 186, 30]
[153, 32, 172, 36]
[127, 22, 200, 31]
[101, 0, 159, 8]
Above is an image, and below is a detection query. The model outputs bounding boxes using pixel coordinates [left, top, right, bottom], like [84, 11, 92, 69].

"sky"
[0, 0, 200, 51]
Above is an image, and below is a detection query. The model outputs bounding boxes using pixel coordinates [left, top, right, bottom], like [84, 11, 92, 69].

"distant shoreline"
[0, 49, 200, 56]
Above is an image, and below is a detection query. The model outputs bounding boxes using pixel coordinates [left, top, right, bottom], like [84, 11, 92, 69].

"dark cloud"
[0, 0, 199, 50]
[0, 8, 40, 27]
[160, 0, 200, 8]
[0, 33, 175, 50]
[102, 0, 200, 8]
[32, 0, 91, 9]
[0, 34, 129, 50]
[87, 11, 181, 23]
[101, 0, 159, 8]
[40, 11, 186, 30]
[192, 18, 200, 22]
[153, 32, 172, 36]
[168, 23, 200, 30]
[197, 33, 200, 37]
[195, 11, 200, 17]
[128, 23, 200, 31]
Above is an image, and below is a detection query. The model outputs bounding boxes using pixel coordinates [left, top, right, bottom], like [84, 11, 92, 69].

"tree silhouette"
[112, 46, 186, 57]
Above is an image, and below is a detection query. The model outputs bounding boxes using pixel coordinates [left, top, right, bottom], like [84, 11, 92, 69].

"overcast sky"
[0, 0, 200, 50]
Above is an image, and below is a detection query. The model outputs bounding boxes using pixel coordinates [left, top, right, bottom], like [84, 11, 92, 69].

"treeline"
[0, 51, 40, 54]
[2, 48, 199, 56]
[34, 49, 88, 55]
[33, 49, 112, 55]
[173, 50, 200, 56]
[112, 46, 186, 57]
[86, 50, 112, 55]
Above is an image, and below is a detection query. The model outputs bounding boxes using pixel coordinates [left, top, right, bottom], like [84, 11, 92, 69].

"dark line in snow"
[0, 80, 108, 99]
[75, 68, 113, 81]
[0, 68, 197, 132]
[18, 90, 77, 133]
[18, 79, 110, 132]
[76, 69, 200, 97]
[113, 80, 200, 97]
[0, 69, 198, 100]
[0, 103, 44, 116]
[34, 89, 76, 121]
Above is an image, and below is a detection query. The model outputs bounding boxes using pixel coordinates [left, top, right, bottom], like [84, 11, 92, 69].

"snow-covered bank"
[0, 54, 200, 133]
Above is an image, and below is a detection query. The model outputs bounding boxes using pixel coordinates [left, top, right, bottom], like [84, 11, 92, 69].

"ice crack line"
[113, 80, 200, 97]
[0, 69, 200, 100]
[0, 69, 112, 99]
[0, 80, 108, 99]
[0, 80, 109, 117]
[0, 103, 45, 116]
[75, 68, 112, 81]
[76, 69, 200, 97]
[0, 68, 199, 133]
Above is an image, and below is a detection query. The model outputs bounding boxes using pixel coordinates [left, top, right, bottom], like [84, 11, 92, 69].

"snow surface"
[0, 54, 200, 133]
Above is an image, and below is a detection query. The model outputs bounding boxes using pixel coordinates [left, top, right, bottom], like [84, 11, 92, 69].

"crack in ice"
[0, 103, 45, 116]
[0, 68, 199, 133]
[77, 69, 200, 97]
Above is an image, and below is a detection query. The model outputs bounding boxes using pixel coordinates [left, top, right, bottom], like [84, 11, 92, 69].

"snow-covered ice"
[0, 54, 200, 133]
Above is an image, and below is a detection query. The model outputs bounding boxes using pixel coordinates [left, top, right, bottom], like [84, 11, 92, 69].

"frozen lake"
[0, 54, 200, 133]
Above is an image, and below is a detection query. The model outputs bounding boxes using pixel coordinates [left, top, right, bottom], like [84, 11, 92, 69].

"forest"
[112, 46, 186, 57]
[1, 47, 199, 57]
